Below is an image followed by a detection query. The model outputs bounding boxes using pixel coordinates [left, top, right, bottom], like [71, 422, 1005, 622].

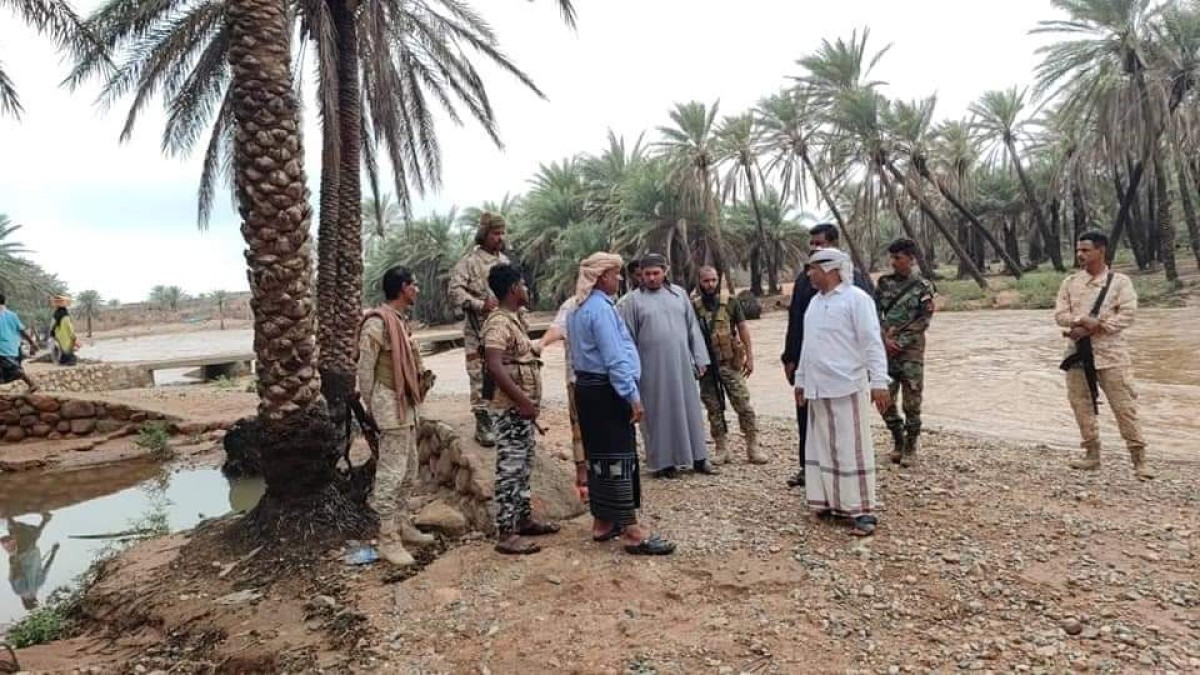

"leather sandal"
[624, 534, 676, 556]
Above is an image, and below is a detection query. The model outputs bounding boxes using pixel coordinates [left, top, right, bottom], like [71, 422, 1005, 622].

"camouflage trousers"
[463, 327, 485, 413]
[699, 364, 756, 440]
[493, 409, 535, 535]
[369, 423, 419, 530]
[882, 359, 923, 433]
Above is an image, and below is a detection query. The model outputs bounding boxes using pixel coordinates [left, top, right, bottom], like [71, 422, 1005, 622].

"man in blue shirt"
[0, 293, 39, 391]
[568, 252, 675, 556]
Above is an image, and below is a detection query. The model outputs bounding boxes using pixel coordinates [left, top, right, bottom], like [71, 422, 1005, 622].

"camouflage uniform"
[356, 308, 434, 566]
[692, 293, 763, 464]
[448, 246, 509, 445]
[874, 273, 935, 465]
[481, 308, 543, 536]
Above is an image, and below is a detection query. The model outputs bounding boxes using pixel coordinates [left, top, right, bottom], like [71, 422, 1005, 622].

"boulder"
[19, 415, 38, 428]
[4, 426, 24, 443]
[528, 451, 587, 522]
[0, 398, 11, 412]
[108, 406, 131, 421]
[29, 424, 52, 438]
[60, 400, 96, 420]
[70, 418, 97, 435]
[413, 500, 469, 536]
[0, 411, 19, 425]
[28, 395, 60, 413]
[95, 419, 126, 434]
[39, 412, 60, 425]
[56, 421, 71, 433]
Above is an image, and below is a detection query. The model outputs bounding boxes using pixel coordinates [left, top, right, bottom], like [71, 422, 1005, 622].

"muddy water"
[423, 308, 1199, 461]
[0, 465, 263, 631]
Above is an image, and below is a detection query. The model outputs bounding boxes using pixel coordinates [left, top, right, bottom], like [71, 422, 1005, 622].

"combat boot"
[1069, 444, 1101, 471]
[1129, 447, 1155, 480]
[713, 436, 733, 465]
[377, 521, 416, 568]
[474, 409, 496, 447]
[887, 425, 906, 465]
[901, 428, 920, 468]
[401, 521, 436, 547]
[746, 430, 768, 465]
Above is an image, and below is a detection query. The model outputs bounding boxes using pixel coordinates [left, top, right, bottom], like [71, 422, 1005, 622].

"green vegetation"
[75, 289, 101, 337]
[134, 421, 174, 460]
[936, 267, 1191, 311]
[0, 214, 68, 330]
[5, 587, 74, 648]
[148, 285, 187, 312]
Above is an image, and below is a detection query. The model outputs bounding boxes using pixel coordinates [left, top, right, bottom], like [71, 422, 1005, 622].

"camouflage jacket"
[448, 247, 509, 318]
[691, 292, 746, 368]
[874, 273, 935, 363]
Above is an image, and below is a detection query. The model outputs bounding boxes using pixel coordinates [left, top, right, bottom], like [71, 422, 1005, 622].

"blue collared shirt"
[567, 290, 641, 404]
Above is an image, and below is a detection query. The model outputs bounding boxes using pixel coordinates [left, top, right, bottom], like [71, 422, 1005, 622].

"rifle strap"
[1088, 272, 1115, 318]
[880, 278, 923, 317]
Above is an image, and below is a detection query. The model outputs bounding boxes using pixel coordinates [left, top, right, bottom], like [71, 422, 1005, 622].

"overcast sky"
[0, 0, 1059, 301]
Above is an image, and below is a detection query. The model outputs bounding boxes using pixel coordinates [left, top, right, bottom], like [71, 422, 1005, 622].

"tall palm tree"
[225, 0, 367, 538]
[75, 290, 102, 337]
[210, 289, 230, 330]
[716, 111, 774, 295]
[363, 211, 471, 325]
[0, 215, 32, 290]
[0, 0, 88, 117]
[970, 87, 1067, 271]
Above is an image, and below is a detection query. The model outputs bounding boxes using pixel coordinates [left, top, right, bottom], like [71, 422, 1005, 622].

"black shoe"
[653, 467, 680, 480]
[786, 470, 805, 487]
[693, 460, 720, 476]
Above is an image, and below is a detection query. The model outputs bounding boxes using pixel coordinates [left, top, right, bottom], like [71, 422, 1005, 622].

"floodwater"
[423, 308, 1200, 461]
[0, 464, 264, 631]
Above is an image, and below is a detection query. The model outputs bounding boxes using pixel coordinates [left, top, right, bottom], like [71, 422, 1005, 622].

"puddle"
[0, 463, 264, 631]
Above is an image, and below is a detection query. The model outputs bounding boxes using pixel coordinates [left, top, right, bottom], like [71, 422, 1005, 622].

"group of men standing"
[356, 211, 1154, 564]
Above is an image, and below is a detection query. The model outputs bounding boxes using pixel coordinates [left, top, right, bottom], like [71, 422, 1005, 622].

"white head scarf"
[808, 248, 853, 287]
[574, 252, 624, 305]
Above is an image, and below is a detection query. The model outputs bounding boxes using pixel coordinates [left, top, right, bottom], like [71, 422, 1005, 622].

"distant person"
[1054, 231, 1152, 479]
[50, 296, 79, 366]
[692, 265, 766, 465]
[619, 258, 643, 301]
[568, 252, 676, 555]
[448, 212, 509, 447]
[0, 293, 39, 392]
[781, 223, 873, 488]
[794, 248, 890, 536]
[482, 263, 559, 555]
[3, 514, 59, 610]
[620, 253, 718, 479]
[874, 239, 936, 467]
[356, 266, 434, 568]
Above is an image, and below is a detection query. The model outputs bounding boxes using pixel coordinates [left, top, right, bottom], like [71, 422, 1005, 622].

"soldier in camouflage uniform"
[448, 212, 509, 447]
[874, 238, 936, 467]
[481, 263, 559, 555]
[692, 266, 767, 465]
[356, 266, 435, 568]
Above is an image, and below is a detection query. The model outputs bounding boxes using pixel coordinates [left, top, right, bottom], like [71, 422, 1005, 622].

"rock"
[174, 421, 207, 436]
[19, 415, 38, 428]
[39, 412, 60, 425]
[56, 421, 71, 433]
[215, 589, 263, 605]
[861, 584, 876, 598]
[28, 395, 59, 413]
[528, 451, 587, 522]
[3, 426, 23, 443]
[95, 419, 126, 434]
[60, 400, 96, 420]
[1061, 618, 1083, 636]
[414, 500, 469, 536]
[0, 411, 19, 425]
[29, 423, 51, 438]
[70, 418, 96, 435]
[942, 552, 962, 564]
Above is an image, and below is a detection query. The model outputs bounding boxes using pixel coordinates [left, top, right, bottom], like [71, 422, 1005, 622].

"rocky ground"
[16, 401, 1198, 674]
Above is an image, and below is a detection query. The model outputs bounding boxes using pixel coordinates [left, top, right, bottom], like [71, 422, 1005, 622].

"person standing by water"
[482, 263, 560, 555]
[619, 254, 718, 479]
[780, 224, 874, 488]
[874, 239, 935, 467]
[568, 252, 675, 555]
[1054, 231, 1153, 480]
[356, 266, 435, 568]
[448, 212, 509, 448]
[3, 514, 59, 610]
[795, 248, 891, 537]
[0, 293, 39, 392]
[50, 296, 79, 366]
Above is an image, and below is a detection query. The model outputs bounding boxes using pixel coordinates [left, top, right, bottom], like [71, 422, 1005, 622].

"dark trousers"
[795, 402, 808, 471]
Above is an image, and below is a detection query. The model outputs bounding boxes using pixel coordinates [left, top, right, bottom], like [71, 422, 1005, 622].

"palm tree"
[363, 211, 471, 325]
[512, 160, 587, 304]
[716, 111, 774, 295]
[76, 290, 102, 337]
[362, 193, 402, 254]
[0, 215, 33, 291]
[210, 289, 230, 330]
[148, 285, 187, 311]
[970, 87, 1066, 271]
[0, 0, 88, 118]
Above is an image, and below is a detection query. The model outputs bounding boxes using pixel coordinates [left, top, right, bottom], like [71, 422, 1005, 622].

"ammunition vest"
[693, 294, 744, 367]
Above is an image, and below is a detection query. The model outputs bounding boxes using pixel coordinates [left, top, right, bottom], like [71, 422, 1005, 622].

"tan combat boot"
[713, 435, 733, 465]
[1069, 444, 1101, 471]
[887, 426, 906, 465]
[1129, 447, 1156, 480]
[900, 429, 920, 468]
[378, 521, 416, 568]
[746, 430, 768, 465]
[401, 521, 436, 547]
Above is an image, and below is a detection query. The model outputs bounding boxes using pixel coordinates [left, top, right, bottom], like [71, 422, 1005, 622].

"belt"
[574, 371, 610, 386]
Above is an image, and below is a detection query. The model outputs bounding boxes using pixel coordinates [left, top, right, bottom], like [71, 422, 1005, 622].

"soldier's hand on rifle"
[870, 388, 891, 414]
[517, 398, 539, 421]
[482, 297, 498, 313]
[1068, 326, 1090, 341]
[1077, 316, 1101, 332]
[631, 401, 645, 424]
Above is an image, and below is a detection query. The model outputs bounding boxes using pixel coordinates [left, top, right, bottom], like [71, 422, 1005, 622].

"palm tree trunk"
[798, 147, 868, 278]
[1005, 138, 1065, 271]
[1071, 184, 1087, 266]
[921, 169, 1022, 277]
[1109, 161, 1145, 267]
[228, 0, 370, 540]
[701, 169, 731, 291]
[86, 315, 92, 338]
[1153, 156, 1179, 284]
[1003, 216, 1022, 269]
[874, 163, 932, 277]
[1177, 145, 1200, 270]
[743, 163, 772, 296]
[885, 161, 986, 288]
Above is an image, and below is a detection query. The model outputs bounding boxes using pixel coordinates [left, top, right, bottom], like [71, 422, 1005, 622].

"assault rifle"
[1059, 272, 1114, 415]
[696, 312, 727, 435]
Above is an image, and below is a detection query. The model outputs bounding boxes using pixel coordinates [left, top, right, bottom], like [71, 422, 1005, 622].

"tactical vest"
[693, 294, 744, 366]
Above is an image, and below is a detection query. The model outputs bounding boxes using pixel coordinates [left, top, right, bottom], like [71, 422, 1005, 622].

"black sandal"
[592, 525, 624, 542]
[849, 516, 877, 537]
[653, 467, 680, 480]
[624, 534, 676, 556]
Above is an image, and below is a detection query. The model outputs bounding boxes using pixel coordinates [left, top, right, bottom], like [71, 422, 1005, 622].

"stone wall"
[414, 418, 586, 536]
[0, 394, 173, 443]
[0, 363, 154, 394]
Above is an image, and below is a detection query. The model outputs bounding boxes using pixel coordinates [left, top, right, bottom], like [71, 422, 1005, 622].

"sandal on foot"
[786, 471, 805, 487]
[592, 525, 624, 542]
[495, 538, 541, 555]
[624, 534, 676, 556]
[653, 467, 680, 480]
[849, 516, 877, 537]
[517, 521, 561, 536]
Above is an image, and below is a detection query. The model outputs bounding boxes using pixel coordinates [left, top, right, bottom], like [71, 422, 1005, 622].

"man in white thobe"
[794, 248, 891, 536]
